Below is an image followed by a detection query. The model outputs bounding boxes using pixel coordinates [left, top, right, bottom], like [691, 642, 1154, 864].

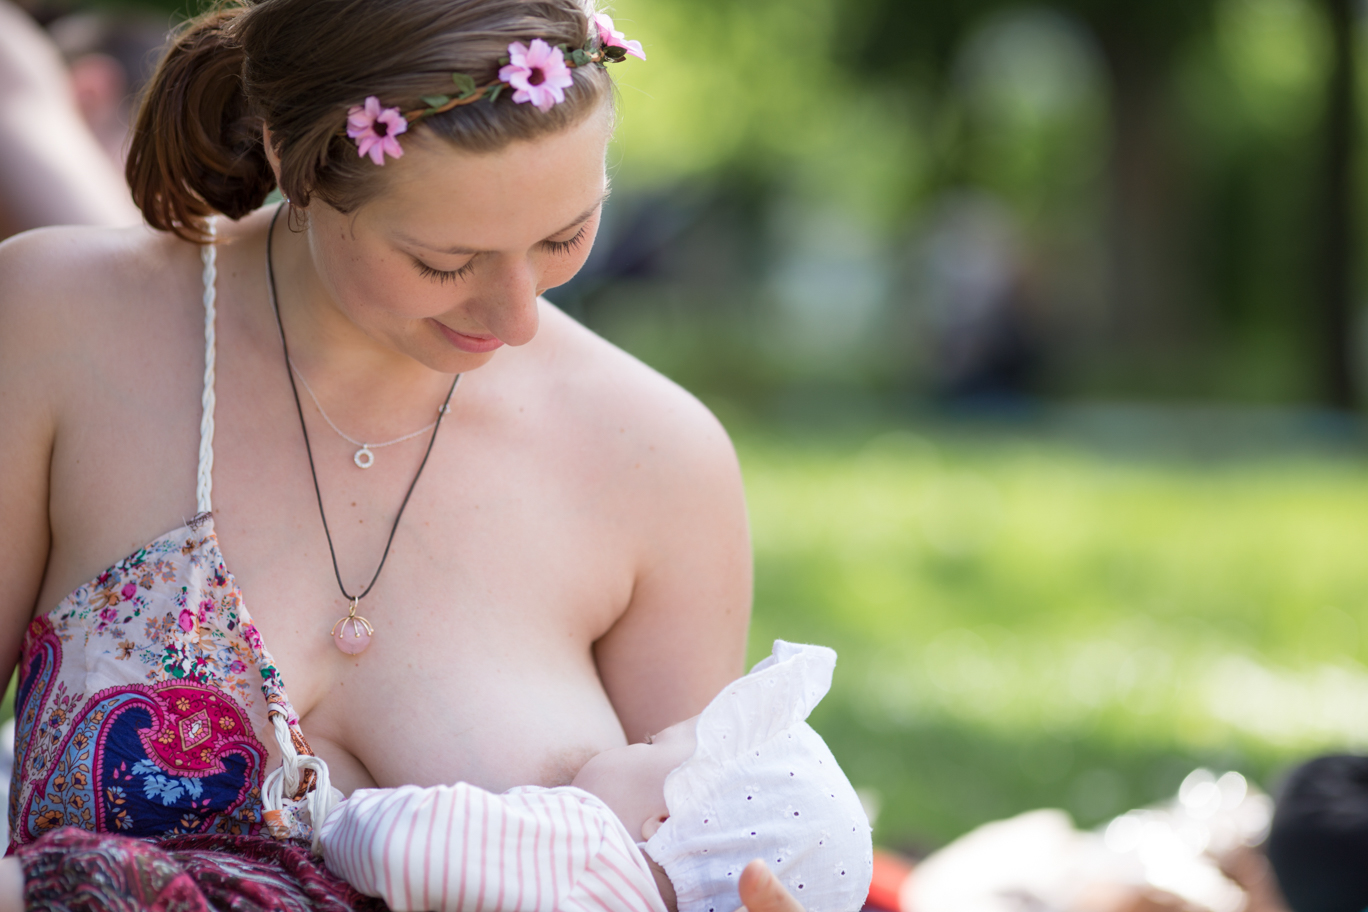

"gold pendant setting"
[331, 597, 374, 655]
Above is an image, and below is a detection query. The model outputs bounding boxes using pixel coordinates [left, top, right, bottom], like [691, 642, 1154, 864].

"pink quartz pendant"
[331, 598, 374, 655]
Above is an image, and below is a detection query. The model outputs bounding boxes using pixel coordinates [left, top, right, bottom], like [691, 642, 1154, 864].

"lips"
[434, 320, 504, 354]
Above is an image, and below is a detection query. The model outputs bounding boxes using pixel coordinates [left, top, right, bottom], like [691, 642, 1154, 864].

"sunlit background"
[24, 0, 1368, 852]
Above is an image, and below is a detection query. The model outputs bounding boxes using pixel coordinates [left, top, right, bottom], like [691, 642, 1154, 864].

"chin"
[419, 345, 500, 376]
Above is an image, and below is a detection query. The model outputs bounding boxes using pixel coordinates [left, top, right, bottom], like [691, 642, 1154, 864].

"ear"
[641, 813, 669, 841]
[261, 124, 285, 188]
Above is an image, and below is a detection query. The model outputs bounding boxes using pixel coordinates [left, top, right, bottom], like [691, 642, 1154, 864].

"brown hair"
[127, 0, 612, 242]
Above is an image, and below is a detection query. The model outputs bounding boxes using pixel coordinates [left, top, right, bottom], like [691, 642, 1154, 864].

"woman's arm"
[0, 231, 62, 684]
[592, 391, 752, 744]
[0, 1, 139, 237]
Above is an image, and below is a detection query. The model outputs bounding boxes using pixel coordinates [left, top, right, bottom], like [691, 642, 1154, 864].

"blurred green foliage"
[739, 421, 1368, 847]
[598, 0, 1362, 405]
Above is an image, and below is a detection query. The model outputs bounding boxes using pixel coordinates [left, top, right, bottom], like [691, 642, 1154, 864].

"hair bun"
[127, 5, 274, 242]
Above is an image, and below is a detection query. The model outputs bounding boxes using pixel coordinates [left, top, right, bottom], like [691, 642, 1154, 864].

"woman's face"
[299, 105, 612, 372]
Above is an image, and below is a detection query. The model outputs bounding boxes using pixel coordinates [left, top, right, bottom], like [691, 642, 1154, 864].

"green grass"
[738, 423, 1368, 851]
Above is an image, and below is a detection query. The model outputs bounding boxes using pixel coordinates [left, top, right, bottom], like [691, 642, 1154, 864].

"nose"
[467, 255, 541, 346]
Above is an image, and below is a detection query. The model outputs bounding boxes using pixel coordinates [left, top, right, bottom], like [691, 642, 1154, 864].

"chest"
[41, 303, 641, 795]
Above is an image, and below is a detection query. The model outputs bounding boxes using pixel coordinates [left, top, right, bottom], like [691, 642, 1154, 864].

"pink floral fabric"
[17, 827, 385, 912]
[8, 514, 314, 850]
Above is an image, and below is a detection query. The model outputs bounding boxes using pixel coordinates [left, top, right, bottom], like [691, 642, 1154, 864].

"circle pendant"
[354, 446, 375, 469]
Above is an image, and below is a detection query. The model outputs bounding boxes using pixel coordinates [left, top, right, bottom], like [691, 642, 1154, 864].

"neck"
[267, 207, 457, 425]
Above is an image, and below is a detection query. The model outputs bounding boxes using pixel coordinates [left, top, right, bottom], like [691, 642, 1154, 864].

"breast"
[297, 612, 632, 794]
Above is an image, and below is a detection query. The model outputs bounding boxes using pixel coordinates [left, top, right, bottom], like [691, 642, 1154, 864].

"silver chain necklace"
[288, 357, 453, 469]
[268, 203, 460, 654]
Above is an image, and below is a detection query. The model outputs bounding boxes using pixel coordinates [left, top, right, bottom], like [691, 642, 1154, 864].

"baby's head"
[573, 641, 873, 912]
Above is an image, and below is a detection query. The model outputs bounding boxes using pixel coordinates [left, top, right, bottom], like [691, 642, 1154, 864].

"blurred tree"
[1312, 0, 1357, 408]
[1081, 1, 1216, 354]
[842, 0, 1219, 358]
[841, 0, 1363, 408]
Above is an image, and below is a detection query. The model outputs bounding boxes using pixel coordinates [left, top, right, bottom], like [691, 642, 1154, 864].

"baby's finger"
[736, 859, 805, 912]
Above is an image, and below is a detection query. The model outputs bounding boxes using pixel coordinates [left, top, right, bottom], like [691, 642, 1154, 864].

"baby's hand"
[736, 860, 806, 912]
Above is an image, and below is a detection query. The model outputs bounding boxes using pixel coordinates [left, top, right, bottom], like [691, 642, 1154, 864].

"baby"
[318, 641, 874, 912]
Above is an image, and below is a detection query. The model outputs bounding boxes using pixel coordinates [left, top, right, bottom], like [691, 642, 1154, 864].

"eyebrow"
[400, 190, 612, 256]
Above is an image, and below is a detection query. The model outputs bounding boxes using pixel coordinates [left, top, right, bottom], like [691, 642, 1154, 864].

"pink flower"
[120, 582, 137, 601]
[499, 39, 575, 111]
[346, 96, 408, 166]
[593, 13, 645, 60]
[177, 608, 195, 633]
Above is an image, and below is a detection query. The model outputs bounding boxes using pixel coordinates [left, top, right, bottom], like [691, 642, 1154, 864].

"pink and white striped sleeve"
[318, 782, 668, 912]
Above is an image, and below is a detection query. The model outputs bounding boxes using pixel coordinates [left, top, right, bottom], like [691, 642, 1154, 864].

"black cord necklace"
[266, 203, 460, 655]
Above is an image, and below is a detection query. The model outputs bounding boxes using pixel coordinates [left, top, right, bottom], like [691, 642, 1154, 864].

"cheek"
[540, 219, 602, 289]
[321, 244, 448, 320]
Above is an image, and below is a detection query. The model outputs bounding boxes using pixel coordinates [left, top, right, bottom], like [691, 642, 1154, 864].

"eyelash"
[412, 226, 589, 284]
[414, 261, 475, 284]
[542, 225, 589, 256]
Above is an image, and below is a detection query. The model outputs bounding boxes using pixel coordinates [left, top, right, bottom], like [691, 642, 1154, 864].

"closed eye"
[414, 223, 588, 281]
[542, 225, 588, 255]
[414, 259, 475, 284]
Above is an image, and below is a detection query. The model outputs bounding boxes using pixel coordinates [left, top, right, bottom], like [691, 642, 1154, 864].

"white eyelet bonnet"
[643, 641, 873, 912]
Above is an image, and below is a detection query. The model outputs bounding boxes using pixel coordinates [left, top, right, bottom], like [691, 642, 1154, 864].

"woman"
[0, 0, 802, 908]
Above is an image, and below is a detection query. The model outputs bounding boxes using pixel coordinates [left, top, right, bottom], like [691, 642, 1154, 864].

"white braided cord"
[199, 217, 339, 854]
[197, 218, 218, 514]
[263, 714, 341, 855]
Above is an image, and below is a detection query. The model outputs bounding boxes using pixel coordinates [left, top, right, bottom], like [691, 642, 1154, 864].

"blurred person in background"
[0, 0, 141, 237]
[1267, 755, 1368, 912]
[45, 8, 168, 170]
[917, 193, 1043, 406]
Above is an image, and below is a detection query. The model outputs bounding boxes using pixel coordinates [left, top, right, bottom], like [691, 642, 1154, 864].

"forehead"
[364, 109, 611, 249]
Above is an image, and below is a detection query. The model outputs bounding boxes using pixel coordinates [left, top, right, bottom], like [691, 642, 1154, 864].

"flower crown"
[346, 12, 643, 166]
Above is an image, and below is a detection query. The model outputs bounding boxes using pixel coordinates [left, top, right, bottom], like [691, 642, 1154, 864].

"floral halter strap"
[8, 220, 334, 852]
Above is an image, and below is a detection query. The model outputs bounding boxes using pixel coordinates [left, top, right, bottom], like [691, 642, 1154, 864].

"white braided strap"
[196, 218, 218, 515]
[263, 713, 342, 856]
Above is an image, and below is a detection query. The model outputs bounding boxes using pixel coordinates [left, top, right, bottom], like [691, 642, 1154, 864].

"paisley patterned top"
[7, 513, 313, 850]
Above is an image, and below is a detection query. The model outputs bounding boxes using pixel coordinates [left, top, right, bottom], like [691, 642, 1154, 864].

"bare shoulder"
[0, 222, 189, 293]
[1, 223, 189, 318]
[525, 304, 752, 736]
[529, 301, 740, 485]
[0, 224, 195, 369]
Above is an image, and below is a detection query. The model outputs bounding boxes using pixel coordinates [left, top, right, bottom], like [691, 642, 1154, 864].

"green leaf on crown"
[421, 95, 450, 110]
[571, 49, 591, 67]
[486, 83, 505, 103]
[451, 73, 478, 98]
